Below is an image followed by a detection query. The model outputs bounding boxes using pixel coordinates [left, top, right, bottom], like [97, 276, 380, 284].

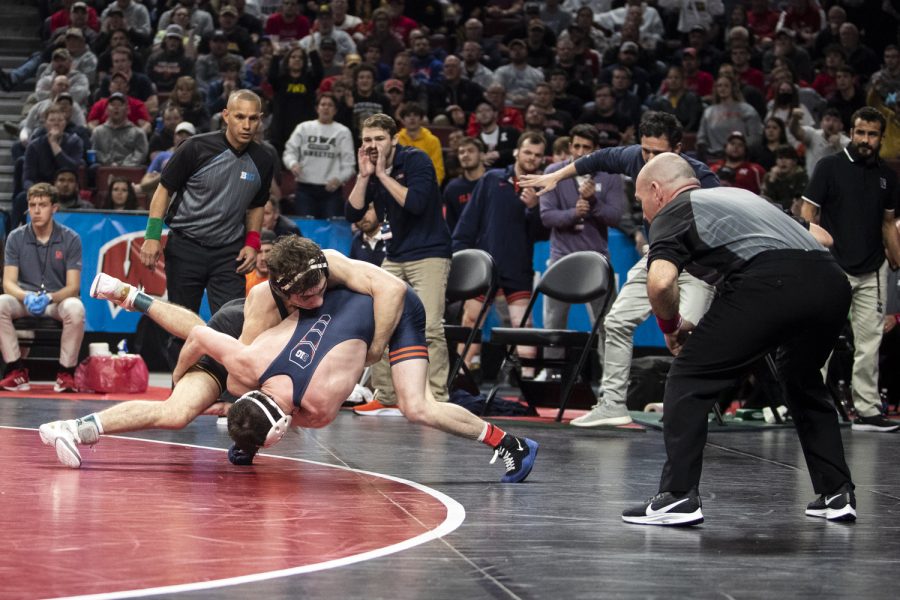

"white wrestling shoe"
[39, 420, 84, 468]
[90, 273, 137, 309]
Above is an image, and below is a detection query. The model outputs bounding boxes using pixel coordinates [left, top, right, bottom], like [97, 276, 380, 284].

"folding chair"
[484, 251, 614, 421]
[444, 249, 497, 394]
[13, 316, 63, 380]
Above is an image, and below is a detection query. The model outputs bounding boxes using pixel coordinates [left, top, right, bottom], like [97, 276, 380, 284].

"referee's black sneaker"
[805, 483, 856, 522]
[622, 488, 703, 526]
[851, 414, 900, 432]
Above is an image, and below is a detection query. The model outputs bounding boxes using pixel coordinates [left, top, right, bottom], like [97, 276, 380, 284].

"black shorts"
[193, 298, 245, 400]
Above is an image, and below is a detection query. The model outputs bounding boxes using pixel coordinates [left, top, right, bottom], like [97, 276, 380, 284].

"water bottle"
[117, 339, 128, 356]
[86, 149, 96, 165]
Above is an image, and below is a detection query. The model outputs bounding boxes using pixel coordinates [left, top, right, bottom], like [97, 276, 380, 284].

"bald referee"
[140, 89, 275, 364]
[621, 153, 855, 527]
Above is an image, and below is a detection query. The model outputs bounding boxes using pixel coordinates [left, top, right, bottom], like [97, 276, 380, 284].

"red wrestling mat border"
[1, 427, 464, 600]
[0, 384, 171, 402]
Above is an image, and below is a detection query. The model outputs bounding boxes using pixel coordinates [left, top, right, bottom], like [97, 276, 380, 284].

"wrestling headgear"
[270, 251, 329, 299]
[234, 390, 291, 448]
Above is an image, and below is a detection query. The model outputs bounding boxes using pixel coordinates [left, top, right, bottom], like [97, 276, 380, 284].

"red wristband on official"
[245, 230, 261, 251]
[656, 313, 683, 334]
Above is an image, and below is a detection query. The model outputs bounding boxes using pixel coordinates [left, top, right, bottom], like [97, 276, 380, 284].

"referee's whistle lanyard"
[32, 223, 53, 294]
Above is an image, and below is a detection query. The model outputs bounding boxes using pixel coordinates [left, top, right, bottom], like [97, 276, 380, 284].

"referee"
[140, 89, 274, 363]
[621, 153, 855, 527]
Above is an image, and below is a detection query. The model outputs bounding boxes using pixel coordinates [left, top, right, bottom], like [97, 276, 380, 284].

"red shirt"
[49, 8, 100, 33]
[746, 8, 780, 40]
[737, 68, 766, 93]
[782, 5, 824, 36]
[685, 70, 714, 98]
[265, 13, 310, 42]
[466, 108, 525, 136]
[710, 160, 766, 195]
[87, 96, 151, 127]
[812, 72, 837, 98]
[390, 15, 418, 44]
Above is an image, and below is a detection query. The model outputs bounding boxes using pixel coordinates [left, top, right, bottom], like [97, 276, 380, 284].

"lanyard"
[32, 225, 53, 293]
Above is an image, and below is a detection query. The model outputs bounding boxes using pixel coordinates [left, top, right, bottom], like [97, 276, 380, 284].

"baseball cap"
[211, 29, 228, 41]
[108, 92, 127, 103]
[682, 47, 698, 57]
[318, 4, 333, 15]
[621, 41, 639, 54]
[219, 4, 239, 16]
[165, 24, 184, 38]
[66, 27, 84, 39]
[261, 229, 277, 244]
[72, 2, 87, 11]
[384, 78, 404, 92]
[175, 121, 197, 135]
[52, 48, 71, 60]
[508, 38, 527, 49]
[107, 5, 124, 15]
[727, 130, 746, 142]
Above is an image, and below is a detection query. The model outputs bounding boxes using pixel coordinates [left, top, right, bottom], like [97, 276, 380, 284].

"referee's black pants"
[659, 250, 853, 496]
[164, 231, 246, 366]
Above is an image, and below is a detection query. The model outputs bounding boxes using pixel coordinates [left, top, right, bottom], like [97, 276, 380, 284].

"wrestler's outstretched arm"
[324, 250, 407, 363]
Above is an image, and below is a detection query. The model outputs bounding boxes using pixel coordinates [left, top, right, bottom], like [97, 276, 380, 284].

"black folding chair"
[444, 249, 498, 394]
[484, 251, 615, 421]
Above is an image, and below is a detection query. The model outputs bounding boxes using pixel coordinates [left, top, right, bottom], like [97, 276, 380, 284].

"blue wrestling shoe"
[491, 434, 539, 483]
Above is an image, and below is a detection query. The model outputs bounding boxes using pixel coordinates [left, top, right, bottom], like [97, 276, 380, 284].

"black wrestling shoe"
[622, 488, 703, 526]
[806, 483, 856, 522]
[491, 434, 538, 483]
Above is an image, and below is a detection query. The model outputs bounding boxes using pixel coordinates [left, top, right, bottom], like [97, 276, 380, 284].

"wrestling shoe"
[491, 434, 539, 483]
[851, 414, 900, 432]
[54, 371, 77, 393]
[0, 367, 30, 391]
[90, 272, 138, 309]
[622, 489, 704, 526]
[39, 420, 85, 468]
[353, 398, 403, 416]
[570, 401, 632, 427]
[806, 483, 856, 522]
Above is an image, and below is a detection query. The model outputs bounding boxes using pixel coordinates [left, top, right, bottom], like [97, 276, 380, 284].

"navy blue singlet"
[258, 288, 375, 407]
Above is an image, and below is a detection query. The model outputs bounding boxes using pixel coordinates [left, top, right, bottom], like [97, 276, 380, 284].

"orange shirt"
[245, 270, 267, 296]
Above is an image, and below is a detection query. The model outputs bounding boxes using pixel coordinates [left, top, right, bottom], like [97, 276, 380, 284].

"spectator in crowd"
[696, 75, 763, 161]
[838, 22, 880, 80]
[466, 83, 524, 135]
[90, 92, 148, 167]
[138, 121, 196, 196]
[408, 32, 444, 90]
[299, 4, 356, 62]
[152, 6, 200, 51]
[53, 167, 93, 210]
[157, 0, 214, 41]
[205, 56, 254, 115]
[597, 0, 665, 49]
[460, 41, 495, 90]
[494, 39, 546, 106]
[459, 17, 503, 70]
[397, 102, 445, 185]
[578, 83, 635, 149]
[827, 66, 866, 133]
[470, 101, 519, 170]
[790, 107, 849, 175]
[268, 45, 323, 154]
[551, 136, 571, 164]
[539, 124, 625, 368]
[813, 4, 846, 58]
[523, 103, 557, 148]
[262, 196, 302, 237]
[245, 229, 277, 294]
[0, 183, 85, 393]
[522, 21, 556, 70]
[283, 92, 355, 218]
[547, 69, 585, 120]
[384, 0, 419, 44]
[343, 63, 391, 140]
[35, 49, 91, 106]
[327, 0, 364, 38]
[349, 203, 385, 266]
[147, 103, 183, 161]
[146, 25, 195, 93]
[452, 132, 549, 379]
[194, 29, 244, 93]
[750, 116, 789, 171]
[12, 104, 84, 228]
[677, 47, 714, 102]
[870, 45, 900, 100]
[356, 7, 405, 66]
[346, 113, 452, 415]
[604, 41, 651, 102]
[812, 45, 846, 99]
[265, 0, 310, 45]
[763, 28, 814, 83]
[63, 27, 98, 86]
[86, 71, 152, 135]
[801, 106, 900, 433]
[100, 175, 140, 210]
[709, 131, 767, 195]
[360, 43, 390, 81]
[49, 1, 100, 37]
[443, 137, 485, 233]
[646, 65, 703, 132]
[17, 80, 87, 146]
[381, 51, 428, 110]
[230, 0, 265, 43]
[539, 0, 572, 36]
[865, 86, 900, 160]
[169, 76, 211, 133]
[430, 55, 484, 122]
[100, 0, 152, 48]
[662, 0, 724, 36]
[729, 44, 765, 94]
[92, 27, 135, 83]
[762, 144, 808, 214]
[317, 37, 345, 78]
[215, 5, 256, 58]
[531, 82, 572, 138]
[745, 0, 780, 47]
[766, 82, 814, 146]
[97, 47, 159, 116]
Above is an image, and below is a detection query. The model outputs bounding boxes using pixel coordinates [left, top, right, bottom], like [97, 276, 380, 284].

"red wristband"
[656, 313, 683, 334]
[244, 230, 261, 251]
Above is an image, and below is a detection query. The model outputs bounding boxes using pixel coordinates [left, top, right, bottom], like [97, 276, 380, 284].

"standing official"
[140, 89, 274, 365]
[346, 113, 452, 415]
[801, 106, 900, 432]
[622, 153, 855, 526]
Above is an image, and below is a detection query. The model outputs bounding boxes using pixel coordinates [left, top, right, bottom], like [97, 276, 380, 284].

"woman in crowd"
[268, 45, 323, 155]
[696, 74, 763, 160]
[101, 176, 139, 211]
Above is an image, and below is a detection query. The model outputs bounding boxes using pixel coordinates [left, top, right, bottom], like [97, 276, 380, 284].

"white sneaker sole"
[851, 423, 900, 432]
[55, 437, 83, 468]
[353, 408, 403, 417]
[570, 414, 633, 427]
[622, 508, 704, 526]
[2, 383, 30, 391]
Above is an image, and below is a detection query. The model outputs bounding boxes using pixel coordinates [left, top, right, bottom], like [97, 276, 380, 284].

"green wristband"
[145, 217, 163, 241]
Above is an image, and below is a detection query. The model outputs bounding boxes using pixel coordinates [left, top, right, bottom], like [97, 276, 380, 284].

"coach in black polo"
[140, 89, 274, 363]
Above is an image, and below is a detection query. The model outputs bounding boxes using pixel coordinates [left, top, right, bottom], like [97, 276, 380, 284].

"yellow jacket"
[866, 88, 900, 161]
[397, 126, 445, 184]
